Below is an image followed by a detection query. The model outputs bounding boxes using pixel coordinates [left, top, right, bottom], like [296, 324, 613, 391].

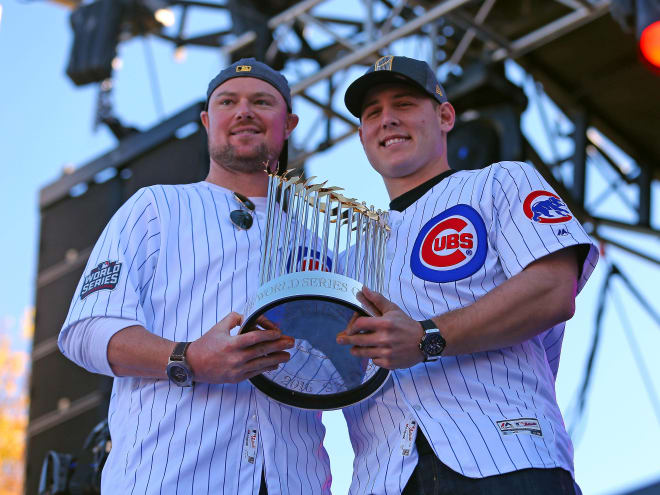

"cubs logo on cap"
[374, 55, 394, 71]
[523, 190, 573, 223]
[410, 205, 487, 283]
[236, 65, 252, 72]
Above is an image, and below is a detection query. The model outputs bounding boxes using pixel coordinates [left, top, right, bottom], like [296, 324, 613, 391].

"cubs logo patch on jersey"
[410, 204, 487, 283]
[523, 190, 573, 223]
[286, 246, 332, 272]
[80, 260, 122, 299]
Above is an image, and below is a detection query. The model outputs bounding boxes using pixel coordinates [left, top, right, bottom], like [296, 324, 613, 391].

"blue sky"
[1, 1, 659, 494]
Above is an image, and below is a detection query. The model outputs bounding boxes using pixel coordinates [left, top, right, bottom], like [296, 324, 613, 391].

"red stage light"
[640, 20, 660, 68]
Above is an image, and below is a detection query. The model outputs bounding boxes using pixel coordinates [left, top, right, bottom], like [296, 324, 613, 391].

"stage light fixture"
[154, 7, 175, 27]
[636, 0, 660, 68]
[173, 46, 187, 63]
[613, 0, 660, 70]
[640, 20, 660, 67]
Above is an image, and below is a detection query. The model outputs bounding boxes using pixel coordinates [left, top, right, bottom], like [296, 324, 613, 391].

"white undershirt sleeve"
[58, 317, 143, 377]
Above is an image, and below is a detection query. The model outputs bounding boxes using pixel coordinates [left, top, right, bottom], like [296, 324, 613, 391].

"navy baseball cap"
[205, 58, 292, 111]
[344, 55, 448, 118]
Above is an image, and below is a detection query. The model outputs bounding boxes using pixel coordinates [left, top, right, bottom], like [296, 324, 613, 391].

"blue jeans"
[402, 431, 581, 495]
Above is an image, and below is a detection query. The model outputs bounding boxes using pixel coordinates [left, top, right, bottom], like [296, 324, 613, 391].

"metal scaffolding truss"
[50, 0, 659, 259]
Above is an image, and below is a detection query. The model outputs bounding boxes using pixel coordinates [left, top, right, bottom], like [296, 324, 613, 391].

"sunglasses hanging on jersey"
[230, 192, 255, 230]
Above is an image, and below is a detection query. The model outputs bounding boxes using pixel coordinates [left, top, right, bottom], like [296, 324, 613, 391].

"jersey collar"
[389, 169, 457, 212]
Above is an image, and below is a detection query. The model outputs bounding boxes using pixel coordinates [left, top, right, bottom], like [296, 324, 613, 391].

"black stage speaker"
[26, 104, 208, 495]
[446, 63, 527, 171]
[66, 0, 124, 86]
[448, 104, 524, 171]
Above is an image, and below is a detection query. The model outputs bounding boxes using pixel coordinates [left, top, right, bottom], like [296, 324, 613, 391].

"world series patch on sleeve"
[80, 260, 122, 299]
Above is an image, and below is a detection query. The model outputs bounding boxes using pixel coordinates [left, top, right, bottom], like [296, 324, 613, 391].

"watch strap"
[170, 341, 191, 361]
[418, 319, 445, 362]
[419, 319, 437, 331]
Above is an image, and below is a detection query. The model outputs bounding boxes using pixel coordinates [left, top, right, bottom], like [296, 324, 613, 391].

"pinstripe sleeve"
[58, 316, 142, 376]
[487, 162, 598, 291]
[60, 187, 162, 335]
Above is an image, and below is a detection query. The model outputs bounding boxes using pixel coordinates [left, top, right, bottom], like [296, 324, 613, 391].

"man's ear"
[285, 113, 299, 139]
[200, 110, 209, 132]
[437, 102, 455, 133]
[358, 125, 364, 146]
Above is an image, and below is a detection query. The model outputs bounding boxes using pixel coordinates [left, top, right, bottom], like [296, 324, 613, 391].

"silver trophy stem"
[266, 175, 282, 281]
[270, 177, 288, 280]
[289, 180, 306, 271]
[292, 185, 310, 273]
[344, 206, 354, 278]
[354, 212, 363, 283]
[319, 194, 332, 272]
[382, 229, 388, 292]
[287, 182, 304, 275]
[260, 173, 276, 284]
[279, 180, 297, 276]
[372, 214, 379, 291]
[368, 207, 377, 290]
[332, 201, 342, 274]
[363, 212, 372, 289]
[376, 218, 384, 292]
[280, 179, 297, 277]
[261, 175, 274, 284]
[264, 175, 280, 283]
[309, 191, 322, 271]
[379, 212, 389, 293]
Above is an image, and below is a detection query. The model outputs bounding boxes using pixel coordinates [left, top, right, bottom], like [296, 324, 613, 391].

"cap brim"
[344, 70, 429, 118]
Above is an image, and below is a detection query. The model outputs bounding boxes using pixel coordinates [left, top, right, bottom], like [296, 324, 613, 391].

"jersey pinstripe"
[59, 181, 331, 495]
[343, 161, 598, 492]
[342, 378, 419, 495]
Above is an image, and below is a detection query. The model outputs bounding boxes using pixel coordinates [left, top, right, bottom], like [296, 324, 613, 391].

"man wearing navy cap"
[338, 55, 598, 494]
[58, 58, 332, 494]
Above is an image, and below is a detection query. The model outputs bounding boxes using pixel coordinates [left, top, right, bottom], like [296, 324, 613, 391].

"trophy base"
[241, 271, 390, 410]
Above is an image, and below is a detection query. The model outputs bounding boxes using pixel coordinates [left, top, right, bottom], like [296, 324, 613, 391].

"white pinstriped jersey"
[59, 181, 331, 495]
[344, 161, 598, 493]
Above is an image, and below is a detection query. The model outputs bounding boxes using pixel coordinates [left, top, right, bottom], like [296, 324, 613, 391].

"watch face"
[422, 333, 446, 357]
[167, 363, 193, 386]
[170, 365, 188, 383]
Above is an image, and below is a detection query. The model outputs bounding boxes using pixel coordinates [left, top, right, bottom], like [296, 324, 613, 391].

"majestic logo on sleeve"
[80, 260, 122, 299]
[411, 204, 487, 283]
[286, 247, 332, 272]
[523, 190, 573, 223]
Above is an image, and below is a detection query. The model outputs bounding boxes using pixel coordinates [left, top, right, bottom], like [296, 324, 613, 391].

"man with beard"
[58, 59, 332, 494]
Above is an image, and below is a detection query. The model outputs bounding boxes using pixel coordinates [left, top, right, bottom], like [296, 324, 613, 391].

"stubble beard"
[209, 142, 274, 174]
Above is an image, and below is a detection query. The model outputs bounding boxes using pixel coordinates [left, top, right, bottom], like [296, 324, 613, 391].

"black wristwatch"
[166, 342, 194, 387]
[418, 319, 446, 362]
